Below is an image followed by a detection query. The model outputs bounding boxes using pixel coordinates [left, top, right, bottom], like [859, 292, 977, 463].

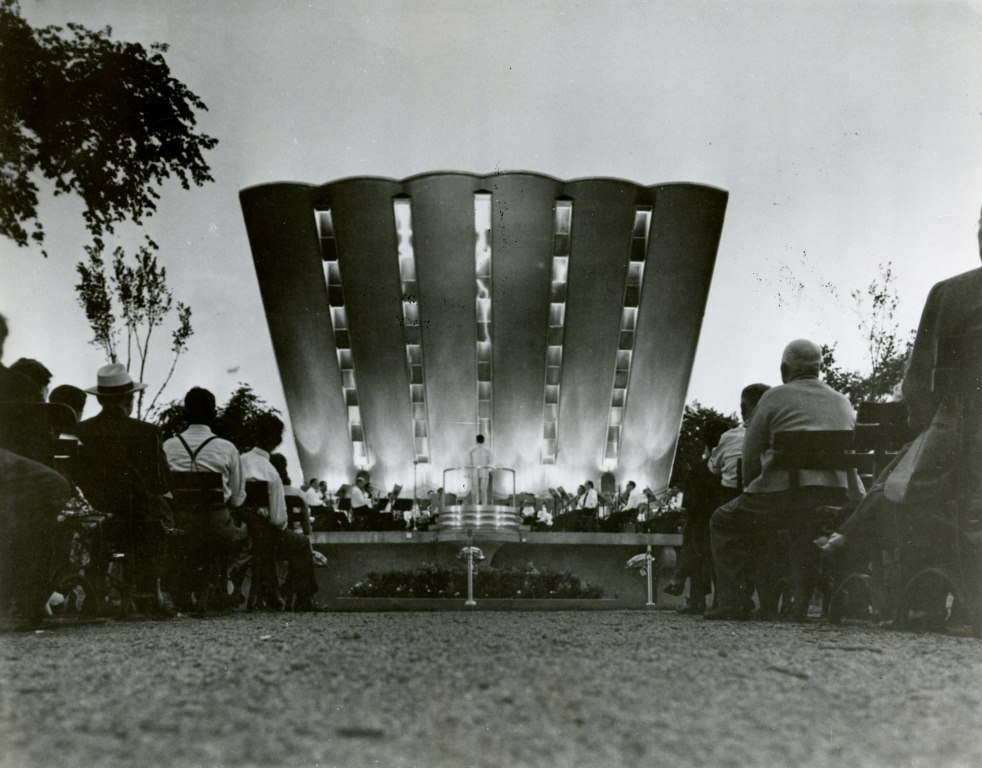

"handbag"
[883, 397, 959, 505]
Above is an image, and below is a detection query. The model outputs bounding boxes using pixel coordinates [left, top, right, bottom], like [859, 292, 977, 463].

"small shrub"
[350, 562, 604, 599]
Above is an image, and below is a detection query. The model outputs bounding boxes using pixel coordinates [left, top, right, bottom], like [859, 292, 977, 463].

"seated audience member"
[663, 422, 731, 608]
[163, 387, 248, 609]
[270, 453, 312, 536]
[0, 313, 71, 624]
[49, 384, 87, 420]
[708, 383, 772, 495]
[75, 364, 174, 604]
[10, 358, 52, 401]
[668, 383, 771, 613]
[240, 414, 320, 611]
[0, 448, 72, 625]
[707, 339, 855, 620]
[820, 214, 982, 578]
[0, 314, 42, 403]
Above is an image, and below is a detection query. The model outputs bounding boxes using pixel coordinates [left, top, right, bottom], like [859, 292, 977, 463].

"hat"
[85, 363, 147, 396]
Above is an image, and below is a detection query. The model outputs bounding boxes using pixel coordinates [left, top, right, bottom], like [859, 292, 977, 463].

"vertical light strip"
[474, 192, 493, 442]
[541, 198, 573, 464]
[602, 206, 652, 466]
[393, 196, 430, 464]
[315, 207, 369, 468]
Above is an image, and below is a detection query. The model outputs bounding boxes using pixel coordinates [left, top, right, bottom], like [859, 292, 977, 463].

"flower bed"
[349, 562, 604, 599]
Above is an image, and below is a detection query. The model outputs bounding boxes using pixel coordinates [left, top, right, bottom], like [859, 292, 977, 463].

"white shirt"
[240, 447, 287, 529]
[350, 484, 369, 510]
[583, 488, 599, 509]
[163, 424, 245, 507]
[624, 488, 646, 510]
[708, 425, 746, 489]
[469, 444, 493, 469]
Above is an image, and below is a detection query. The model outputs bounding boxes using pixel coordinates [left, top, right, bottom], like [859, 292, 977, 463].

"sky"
[3, 0, 982, 480]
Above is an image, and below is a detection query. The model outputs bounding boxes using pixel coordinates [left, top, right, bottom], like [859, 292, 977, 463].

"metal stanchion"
[645, 544, 656, 607]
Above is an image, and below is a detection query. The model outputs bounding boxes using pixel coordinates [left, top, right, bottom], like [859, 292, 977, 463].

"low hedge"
[350, 562, 604, 599]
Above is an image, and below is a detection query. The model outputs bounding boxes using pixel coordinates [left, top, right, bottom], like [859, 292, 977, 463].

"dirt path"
[1, 610, 979, 768]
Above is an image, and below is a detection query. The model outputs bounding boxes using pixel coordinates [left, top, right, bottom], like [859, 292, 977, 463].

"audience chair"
[770, 430, 868, 620]
[169, 470, 227, 613]
[240, 480, 282, 612]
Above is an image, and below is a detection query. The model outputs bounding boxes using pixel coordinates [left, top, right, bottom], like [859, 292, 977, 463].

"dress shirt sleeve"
[228, 450, 246, 508]
[707, 443, 724, 476]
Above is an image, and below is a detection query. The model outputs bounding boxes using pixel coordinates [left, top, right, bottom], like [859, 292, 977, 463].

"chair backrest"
[285, 494, 305, 529]
[170, 470, 225, 510]
[772, 430, 873, 490]
[244, 480, 270, 507]
[852, 401, 913, 484]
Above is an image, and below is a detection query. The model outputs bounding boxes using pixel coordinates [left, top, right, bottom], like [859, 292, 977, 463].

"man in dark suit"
[0, 312, 70, 626]
[822, 210, 982, 564]
[76, 364, 174, 605]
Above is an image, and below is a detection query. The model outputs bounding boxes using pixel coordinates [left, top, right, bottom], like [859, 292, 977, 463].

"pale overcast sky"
[3, 0, 982, 479]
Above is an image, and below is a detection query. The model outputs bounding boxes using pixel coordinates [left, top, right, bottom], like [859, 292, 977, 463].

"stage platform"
[309, 530, 683, 605]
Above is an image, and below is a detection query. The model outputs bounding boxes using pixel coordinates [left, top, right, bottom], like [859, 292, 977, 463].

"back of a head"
[253, 413, 284, 450]
[10, 358, 52, 389]
[184, 387, 216, 425]
[476, 434, 485, 444]
[780, 339, 822, 380]
[49, 384, 87, 418]
[270, 452, 289, 484]
[740, 382, 772, 419]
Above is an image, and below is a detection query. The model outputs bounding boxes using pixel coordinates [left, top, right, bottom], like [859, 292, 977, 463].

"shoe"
[293, 596, 326, 613]
[815, 533, 847, 553]
[676, 604, 704, 615]
[662, 580, 685, 597]
[703, 606, 750, 621]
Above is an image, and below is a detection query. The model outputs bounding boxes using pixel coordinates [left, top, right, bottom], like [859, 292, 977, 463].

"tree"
[75, 239, 192, 419]
[822, 262, 914, 406]
[156, 384, 280, 452]
[671, 402, 739, 492]
[0, 1, 217, 255]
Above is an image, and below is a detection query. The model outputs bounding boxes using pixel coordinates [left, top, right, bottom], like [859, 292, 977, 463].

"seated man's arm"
[228, 453, 246, 509]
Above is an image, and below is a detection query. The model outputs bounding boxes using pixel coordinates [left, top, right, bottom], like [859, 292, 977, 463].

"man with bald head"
[706, 339, 856, 620]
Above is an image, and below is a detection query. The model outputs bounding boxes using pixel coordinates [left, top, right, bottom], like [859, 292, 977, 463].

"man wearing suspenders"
[163, 388, 248, 607]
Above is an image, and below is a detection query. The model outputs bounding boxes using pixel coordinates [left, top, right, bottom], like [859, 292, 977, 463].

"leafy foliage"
[156, 384, 280, 452]
[822, 262, 914, 406]
[349, 562, 604, 599]
[75, 239, 193, 418]
[670, 401, 739, 492]
[0, 1, 217, 254]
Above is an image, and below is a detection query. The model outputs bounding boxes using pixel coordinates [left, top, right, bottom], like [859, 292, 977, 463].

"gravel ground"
[0, 610, 980, 768]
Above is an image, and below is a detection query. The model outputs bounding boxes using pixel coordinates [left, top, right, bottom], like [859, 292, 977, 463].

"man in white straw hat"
[75, 364, 174, 609]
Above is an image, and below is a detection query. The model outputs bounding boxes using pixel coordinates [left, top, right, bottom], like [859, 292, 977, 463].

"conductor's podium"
[432, 503, 524, 532]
